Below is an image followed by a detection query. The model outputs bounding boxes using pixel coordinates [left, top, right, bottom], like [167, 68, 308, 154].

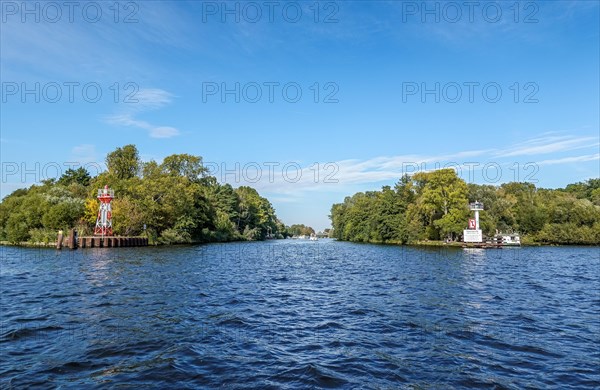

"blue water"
[1, 240, 599, 389]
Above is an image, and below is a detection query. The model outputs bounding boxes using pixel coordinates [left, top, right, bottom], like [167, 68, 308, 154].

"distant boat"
[309, 234, 318, 241]
[498, 234, 521, 246]
[463, 232, 521, 248]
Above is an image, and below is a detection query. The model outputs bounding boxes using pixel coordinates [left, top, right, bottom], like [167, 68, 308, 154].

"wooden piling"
[75, 236, 147, 249]
[68, 229, 77, 250]
[56, 230, 64, 249]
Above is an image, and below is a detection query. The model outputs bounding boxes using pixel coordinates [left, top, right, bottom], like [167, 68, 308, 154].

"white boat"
[499, 234, 521, 246]
[309, 234, 318, 241]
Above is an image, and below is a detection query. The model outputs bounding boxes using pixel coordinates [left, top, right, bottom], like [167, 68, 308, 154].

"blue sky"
[1, 1, 599, 230]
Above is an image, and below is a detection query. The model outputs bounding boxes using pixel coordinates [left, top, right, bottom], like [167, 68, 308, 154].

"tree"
[433, 207, 470, 241]
[329, 201, 348, 240]
[106, 144, 141, 180]
[42, 201, 84, 230]
[58, 167, 91, 186]
[235, 186, 277, 238]
[160, 154, 207, 181]
[565, 178, 600, 200]
[413, 169, 468, 239]
[287, 224, 316, 236]
[6, 212, 30, 243]
[111, 196, 145, 236]
[372, 186, 405, 242]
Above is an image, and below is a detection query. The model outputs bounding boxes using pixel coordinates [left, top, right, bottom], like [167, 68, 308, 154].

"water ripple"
[1, 242, 599, 388]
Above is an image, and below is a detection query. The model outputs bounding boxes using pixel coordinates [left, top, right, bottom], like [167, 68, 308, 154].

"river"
[1, 240, 599, 388]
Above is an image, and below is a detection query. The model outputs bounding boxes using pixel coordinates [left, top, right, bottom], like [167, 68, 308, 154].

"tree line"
[329, 169, 600, 245]
[0, 145, 293, 245]
[286, 224, 316, 237]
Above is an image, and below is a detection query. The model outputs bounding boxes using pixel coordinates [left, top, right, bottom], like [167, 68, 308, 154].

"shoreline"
[324, 239, 587, 248]
[0, 237, 280, 249]
[0, 238, 594, 249]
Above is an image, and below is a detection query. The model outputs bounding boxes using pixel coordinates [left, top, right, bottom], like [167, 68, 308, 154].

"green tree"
[106, 144, 141, 180]
[160, 154, 207, 181]
[287, 224, 316, 236]
[235, 186, 277, 238]
[6, 212, 30, 243]
[413, 169, 468, 239]
[57, 167, 91, 186]
[433, 207, 470, 241]
[111, 196, 145, 236]
[42, 201, 84, 230]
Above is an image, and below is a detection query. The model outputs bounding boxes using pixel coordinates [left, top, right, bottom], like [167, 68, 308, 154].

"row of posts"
[79, 236, 148, 248]
[57, 229, 148, 249]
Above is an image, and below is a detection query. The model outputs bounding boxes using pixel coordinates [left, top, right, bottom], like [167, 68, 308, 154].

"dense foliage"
[330, 169, 600, 245]
[286, 224, 316, 237]
[0, 145, 288, 244]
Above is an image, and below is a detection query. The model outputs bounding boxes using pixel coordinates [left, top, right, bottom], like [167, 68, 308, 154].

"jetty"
[56, 229, 148, 249]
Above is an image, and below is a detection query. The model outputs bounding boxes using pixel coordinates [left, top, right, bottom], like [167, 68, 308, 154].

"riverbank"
[1, 237, 588, 249]
[0, 236, 283, 249]
[331, 238, 571, 247]
[411, 239, 542, 247]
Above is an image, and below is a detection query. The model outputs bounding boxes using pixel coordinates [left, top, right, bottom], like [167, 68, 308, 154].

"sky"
[1, 1, 599, 231]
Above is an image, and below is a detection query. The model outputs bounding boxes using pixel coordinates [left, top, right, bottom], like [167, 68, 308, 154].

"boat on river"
[498, 233, 521, 246]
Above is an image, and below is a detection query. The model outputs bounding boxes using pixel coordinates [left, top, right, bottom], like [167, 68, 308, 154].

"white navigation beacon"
[463, 201, 484, 243]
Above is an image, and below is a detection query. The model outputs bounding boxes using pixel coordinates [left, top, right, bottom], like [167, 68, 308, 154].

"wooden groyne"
[56, 230, 148, 249]
[78, 236, 148, 248]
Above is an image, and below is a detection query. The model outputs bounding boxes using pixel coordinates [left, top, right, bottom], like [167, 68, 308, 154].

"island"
[329, 169, 600, 246]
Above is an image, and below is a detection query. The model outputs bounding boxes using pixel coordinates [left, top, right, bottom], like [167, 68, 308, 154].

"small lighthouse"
[463, 201, 483, 243]
[94, 185, 114, 236]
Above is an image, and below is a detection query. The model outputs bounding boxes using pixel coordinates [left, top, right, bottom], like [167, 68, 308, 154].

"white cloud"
[132, 89, 175, 111]
[495, 135, 597, 157]
[537, 153, 600, 166]
[221, 133, 599, 195]
[106, 88, 180, 139]
[0, 2, 192, 81]
[268, 196, 302, 203]
[70, 144, 98, 163]
[150, 127, 180, 139]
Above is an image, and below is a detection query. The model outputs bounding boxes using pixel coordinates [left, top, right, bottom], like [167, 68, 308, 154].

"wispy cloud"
[106, 88, 180, 139]
[70, 144, 99, 164]
[0, 2, 192, 81]
[495, 134, 598, 157]
[132, 89, 176, 111]
[224, 133, 599, 195]
[537, 153, 600, 166]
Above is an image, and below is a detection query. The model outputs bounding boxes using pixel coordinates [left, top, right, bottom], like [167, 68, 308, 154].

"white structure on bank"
[463, 201, 483, 243]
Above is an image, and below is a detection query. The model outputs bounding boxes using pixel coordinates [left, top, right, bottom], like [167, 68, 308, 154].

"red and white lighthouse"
[94, 185, 114, 236]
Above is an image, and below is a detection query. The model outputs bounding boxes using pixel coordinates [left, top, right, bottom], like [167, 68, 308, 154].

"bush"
[536, 222, 600, 245]
[6, 213, 30, 244]
[243, 226, 261, 241]
[158, 228, 192, 245]
[28, 228, 58, 245]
